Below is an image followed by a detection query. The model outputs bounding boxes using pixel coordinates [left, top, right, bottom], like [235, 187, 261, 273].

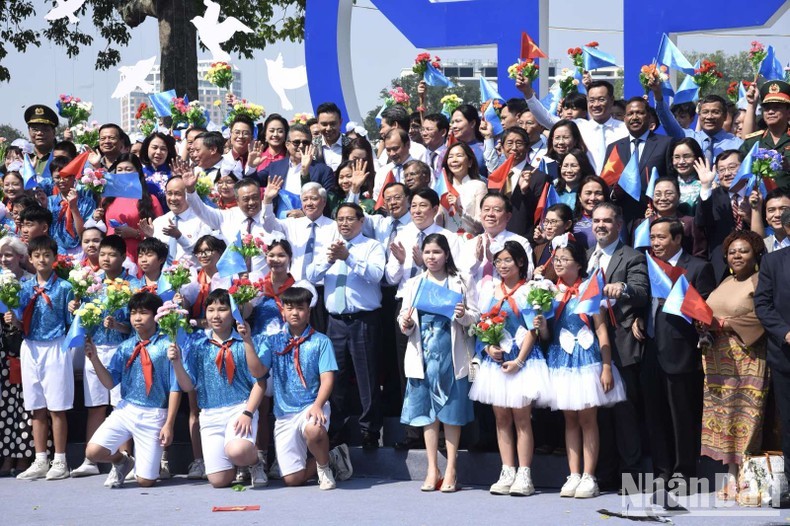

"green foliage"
[0, 124, 24, 142]
[363, 73, 481, 140]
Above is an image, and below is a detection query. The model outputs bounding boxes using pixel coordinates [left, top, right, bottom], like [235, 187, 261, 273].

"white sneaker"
[267, 457, 281, 480]
[250, 459, 268, 488]
[109, 452, 135, 489]
[560, 473, 582, 497]
[104, 468, 118, 488]
[328, 444, 353, 482]
[574, 473, 600, 498]
[509, 467, 535, 496]
[45, 459, 70, 480]
[490, 466, 517, 495]
[159, 459, 171, 480]
[317, 464, 336, 490]
[71, 459, 100, 478]
[235, 466, 250, 483]
[16, 458, 49, 480]
[187, 459, 206, 480]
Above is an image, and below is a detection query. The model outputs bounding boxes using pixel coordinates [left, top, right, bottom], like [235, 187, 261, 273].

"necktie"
[598, 124, 607, 167]
[387, 219, 401, 253]
[703, 137, 714, 165]
[631, 138, 641, 167]
[410, 231, 426, 277]
[210, 339, 236, 385]
[732, 194, 743, 231]
[276, 328, 316, 387]
[304, 222, 317, 272]
[59, 198, 76, 237]
[482, 235, 494, 279]
[334, 243, 352, 313]
[394, 165, 403, 181]
[591, 249, 603, 272]
[244, 217, 254, 271]
[430, 151, 438, 171]
[191, 270, 211, 319]
[167, 214, 180, 263]
[22, 285, 52, 336]
[126, 339, 153, 395]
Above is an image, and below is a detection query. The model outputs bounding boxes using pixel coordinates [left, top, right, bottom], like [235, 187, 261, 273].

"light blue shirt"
[48, 191, 96, 253]
[107, 331, 179, 408]
[362, 211, 412, 248]
[20, 273, 74, 340]
[655, 99, 743, 155]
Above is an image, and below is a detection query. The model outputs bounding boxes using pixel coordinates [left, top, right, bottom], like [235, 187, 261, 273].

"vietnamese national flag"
[599, 147, 624, 188]
[573, 269, 604, 316]
[58, 150, 92, 179]
[533, 182, 560, 224]
[488, 155, 515, 191]
[680, 281, 713, 325]
[433, 169, 459, 212]
[520, 32, 547, 60]
[374, 170, 396, 210]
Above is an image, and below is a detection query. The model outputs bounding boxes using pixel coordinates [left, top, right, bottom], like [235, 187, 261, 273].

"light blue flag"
[759, 45, 785, 81]
[375, 104, 386, 126]
[0, 301, 22, 321]
[672, 73, 699, 104]
[656, 33, 695, 75]
[633, 218, 651, 249]
[540, 84, 561, 116]
[645, 166, 660, 200]
[103, 172, 143, 199]
[412, 278, 462, 319]
[662, 274, 691, 322]
[573, 269, 605, 316]
[738, 81, 748, 100]
[483, 101, 503, 136]
[63, 314, 87, 352]
[148, 89, 176, 118]
[618, 150, 642, 201]
[573, 68, 587, 95]
[747, 174, 768, 200]
[21, 153, 39, 190]
[276, 189, 303, 219]
[582, 46, 618, 71]
[216, 232, 247, 278]
[660, 76, 675, 98]
[537, 157, 558, 181]
[522, 300, 557, 330]
[156, 273, 175, 303]
[479, 76, 503, 104]
[228, 293, 244, 326]
[646, 254, 673, 299]
[730, 141, 758, 191]
[424, 62, 453, 88]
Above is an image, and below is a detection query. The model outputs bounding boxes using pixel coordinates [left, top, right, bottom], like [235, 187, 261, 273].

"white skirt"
[548, 362, 626, 411]
[469, 358, 553, 409]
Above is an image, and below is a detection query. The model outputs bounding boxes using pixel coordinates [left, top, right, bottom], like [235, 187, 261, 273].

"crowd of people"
[0, 70, 789, 504]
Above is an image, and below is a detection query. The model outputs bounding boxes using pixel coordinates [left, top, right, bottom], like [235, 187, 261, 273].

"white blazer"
[397, 271, 480, 380]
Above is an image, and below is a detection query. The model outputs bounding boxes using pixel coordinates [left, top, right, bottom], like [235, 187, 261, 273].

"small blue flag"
[729, 141, 757, 191]
[479, 76, 503, 104]
[148, 89, 176, 118]
[21, 153, 39, 190]
[483, 101, 503, 136]
[582, 46, 618, 71]
[540, 87, 560, 116]
[229, 293, 244, 326]
[157, 273, 175, 303]
[759, 45, 785, 81]
[63, 314, 87, 351]
[276, 189, 303, 219]
[538, 157, 559, 181]
[656, 33, 695, 75]
[522, 300, 557, 330]
[103, 172, 144, 199]
[375, 104, 386, 126]
[672, 73, 699, 104]
[618, 152, 642, 201]
[412, 277, 462, 319]
[573, 269, 605, 316]
[573, 68, 587, 95]
[645, 166, 660, 200]
[216, 232, 247, 278]
[662, 274, 691, 322]
[646, 254, 673, 299]
[424, 62, 454, 88]
[633, 218, 651, 249]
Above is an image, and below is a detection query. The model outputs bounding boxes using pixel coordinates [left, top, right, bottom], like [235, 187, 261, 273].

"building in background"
[120, 60, 242, 134]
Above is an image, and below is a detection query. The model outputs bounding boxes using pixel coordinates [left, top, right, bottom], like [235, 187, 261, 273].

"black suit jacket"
[256, 158, 336, 216]
[755, 247, 790, 373]
[607, 132, 673, 227]
[507, 169, 548, 240]
[588, 242, 649, 367]
[653, 252, 716, 374]
[694, 187, 736, 283]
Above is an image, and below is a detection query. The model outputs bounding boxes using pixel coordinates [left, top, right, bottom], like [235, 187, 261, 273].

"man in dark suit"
[755, 214, 790, 493]
[256, 123, 336, 216]
[506, 167, 548, 240]
[605, 97, 673, 228]
[587, 203, 650, 490]
[695, 149, 750, 283]
[642, 218, 716, 491]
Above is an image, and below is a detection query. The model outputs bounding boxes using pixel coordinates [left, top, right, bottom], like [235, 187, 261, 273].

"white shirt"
[461, 229, 534, 284]
[221, 151, 257, 177]
[321, 138, 344, 171]
[425, 144, 447, 179]
[262, 203, 337, 281]
[152, 208, 213, 265]
[362, 211, 413, 252]
[372, 156, 414, 202]
[285, 160, 303, 195]
[376, 141, 429, 171]
[587, 238, 619, 274]
[306, 233, 386, 314]
[385, 222, 461, 297]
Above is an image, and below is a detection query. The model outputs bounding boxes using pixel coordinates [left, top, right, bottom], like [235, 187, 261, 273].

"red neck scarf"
[263, 273, 295, 315]
[58, 198, 76, 237]
[210, 338, 236, 385]
[22, 277, 54, 336]
[217, 197, 238, 210]
[126, 339, 153, 395]
[191, 270, 211, 319]
[81, 257, 100, 273]
[277, 328, 315, 388]
[554, 277, 584, 323]
[489, 279, 526, 318]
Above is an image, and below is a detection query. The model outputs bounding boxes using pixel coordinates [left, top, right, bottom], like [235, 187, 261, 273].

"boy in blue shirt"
[47, 155, 96, 255]
[10, 235, 75, 481]
[248, 286, 351, 490]
[83, 292, 181, 488]
[17, 205, 52, 246]
[131, 238, 168, 292]
[169, 289, 268, 488]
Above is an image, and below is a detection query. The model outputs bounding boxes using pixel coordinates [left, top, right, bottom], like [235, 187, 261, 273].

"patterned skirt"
[701, 332, 768, 465]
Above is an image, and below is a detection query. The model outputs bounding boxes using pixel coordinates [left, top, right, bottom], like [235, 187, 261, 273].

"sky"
[0, 0, 789, 132]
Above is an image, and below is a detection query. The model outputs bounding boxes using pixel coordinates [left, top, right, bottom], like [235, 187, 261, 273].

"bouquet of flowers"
[440, 94, 463, 116]
[231, 234, 268, 260]
[224, 99, 265, 126]
[526, 279, 558, 313]
[163, 260, 193, 293]
[693, 59, 723, 95]
[0, 137, 7, 165]
[384, 87, 411, 112]
[68, 265, 103, 300]
[752, 148, 783, 183]
[568, 42, 597, 70]
[57, 95, 92, 126]
[204, 61, 234, 90]
[70, 121, 100, 149]
[0, 270, 21, 310]
[412, 52, 441, 77]
[155, 300, 192, 342]
[726, 80, 754, 104]
[135, 102, 157, 136]
[185, 101, 208, 128]
[748, 41, 768, 77]
[0, 225, 10, 240]
[290, 112, 313, 125]
[508, 59, 539, 82]
[470, 310, 509, 346]
[103, 278, 133, 316]
[639, 63, 669, 94]
[557, 68, 581, 98]
[75, 299, 105, 335]
[53, 254, 75, 280]
[228, 277, 265, 306]
[194, 169, 214, 199]
[170, 97, 189, 128]
[481, 99, 503, 118]
[79, 166, 107, 196]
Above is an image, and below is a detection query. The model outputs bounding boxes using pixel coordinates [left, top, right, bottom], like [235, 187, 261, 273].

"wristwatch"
[242, 410, 254, 418]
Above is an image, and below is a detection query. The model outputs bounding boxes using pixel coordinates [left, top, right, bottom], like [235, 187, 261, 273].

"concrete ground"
[1, 475, 787, 526]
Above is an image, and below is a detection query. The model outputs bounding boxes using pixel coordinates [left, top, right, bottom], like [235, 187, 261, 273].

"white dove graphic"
[44, 0, 87, 24]
[265, 53, 307, 111]
[111, 56, 157, 99]
[191, 0, 253, 62]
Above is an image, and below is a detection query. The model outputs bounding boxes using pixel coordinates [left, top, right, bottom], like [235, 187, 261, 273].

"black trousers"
[771, 368, 790, 480]
[327, 310, 382, 441]
[641, 344, 703, 481]
[309, 286, 328, 334]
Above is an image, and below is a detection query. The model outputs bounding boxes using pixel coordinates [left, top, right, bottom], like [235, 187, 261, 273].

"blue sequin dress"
[400, 312, 474, 427]
[250, 295, 284, 336]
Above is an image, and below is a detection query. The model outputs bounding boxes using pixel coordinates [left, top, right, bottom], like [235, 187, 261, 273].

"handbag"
[7, 356, 21, 385]
[738, 451, 786, 507]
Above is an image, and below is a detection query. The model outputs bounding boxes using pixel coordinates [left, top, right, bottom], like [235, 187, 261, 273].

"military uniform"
[740, 80, 790, 191]
[23, 104, 59, 178]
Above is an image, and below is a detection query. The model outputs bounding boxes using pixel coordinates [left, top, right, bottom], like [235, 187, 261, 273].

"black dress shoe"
[393, 437, 425, 451]
[361, 433, 380, 450]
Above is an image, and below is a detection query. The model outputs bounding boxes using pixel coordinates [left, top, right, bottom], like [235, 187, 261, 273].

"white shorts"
[274, 403, 331, 477]
[21, 337, 74, 411]
[199, 402, 259, 475]
[83, 344, 121, 407]
[89, 400, 167, 481]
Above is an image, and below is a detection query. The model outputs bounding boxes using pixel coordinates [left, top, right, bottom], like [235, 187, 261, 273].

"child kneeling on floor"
[248, 286, 352, 490]
[169, 289, 268, 488]
[83, 292, 181, 488]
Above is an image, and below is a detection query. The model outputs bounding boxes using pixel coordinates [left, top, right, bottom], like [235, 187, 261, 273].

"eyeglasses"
[552, 257, 575, 265]
[231, 131, 252, 138]
[493, 257, 514, 266]
[503, 140, 527, 148]
[717, 164, 740, 175]
[195, 249, 216, 257]
[542, 219, 563, 227]
[289, 140, 312, 147]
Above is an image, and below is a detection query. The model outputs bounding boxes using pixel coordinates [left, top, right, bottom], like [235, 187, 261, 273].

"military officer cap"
[24, 104, 59, 127]
[760, 80, 790, 105]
